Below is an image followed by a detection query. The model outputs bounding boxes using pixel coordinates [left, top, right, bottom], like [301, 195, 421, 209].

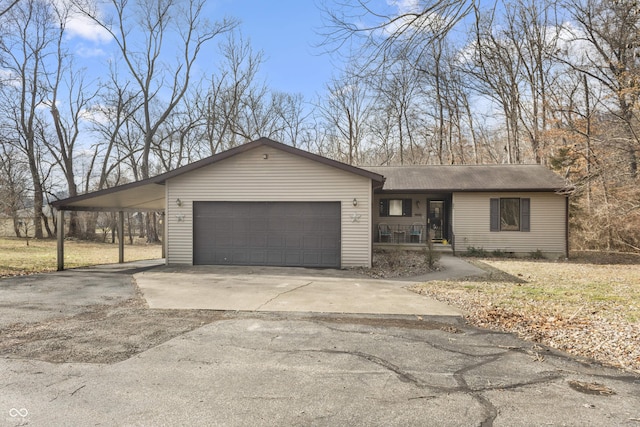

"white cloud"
[80, 104, 111, 126]
[51, 0, 112, 44]
[387, 0, 421, 14]
[0, 69, 21, 87]
[75, 44, 106, 58]
[65, 13, 112, 44]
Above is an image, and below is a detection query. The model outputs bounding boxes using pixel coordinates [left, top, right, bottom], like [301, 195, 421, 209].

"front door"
[427, 200, 446, 242]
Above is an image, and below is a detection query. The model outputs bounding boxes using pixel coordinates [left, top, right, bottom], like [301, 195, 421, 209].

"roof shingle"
[364, 164, 569, 192]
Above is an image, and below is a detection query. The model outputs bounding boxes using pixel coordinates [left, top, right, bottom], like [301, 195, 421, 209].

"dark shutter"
[521, 198, 530, 232]
[379, 199, 389, 217]
[402, 199, 413, 217]
[490, 198, 500, 232]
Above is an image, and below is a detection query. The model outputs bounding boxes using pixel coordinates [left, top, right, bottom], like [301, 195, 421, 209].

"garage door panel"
[193, 202, 340, 267]
[249, 251, 267, 264]
[267, 236, 285, 248]
[285, 252, 302, 265]
[285, 235, 302, 248]
[266, 251, 284, 264]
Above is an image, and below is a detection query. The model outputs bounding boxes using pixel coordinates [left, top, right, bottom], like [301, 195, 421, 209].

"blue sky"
[64, 1, 427, 102]
[65, 1, 340, 101]
[211, 1, 335, 99]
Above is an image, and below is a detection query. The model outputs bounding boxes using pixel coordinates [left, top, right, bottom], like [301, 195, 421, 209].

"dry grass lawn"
[411, 251, 640, 373]
[0, 237, 162, 277]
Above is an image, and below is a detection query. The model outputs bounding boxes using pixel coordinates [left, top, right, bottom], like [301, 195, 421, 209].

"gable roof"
[151, 137, 385, 184]
[52, 138, 385, 211]
[365, 164, 570, 192]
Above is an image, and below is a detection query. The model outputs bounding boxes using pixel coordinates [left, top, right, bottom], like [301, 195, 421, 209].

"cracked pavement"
[2, 313, 640, 426]
[1, 261, 639, 426]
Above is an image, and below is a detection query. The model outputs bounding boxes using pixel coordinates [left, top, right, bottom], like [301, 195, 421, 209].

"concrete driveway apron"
[135, 264, 465, 316]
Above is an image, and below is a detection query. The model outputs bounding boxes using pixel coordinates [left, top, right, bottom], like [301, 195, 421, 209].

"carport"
[52, 138, 384, 271]
[52, 138, 383, 270]
[51, 180, 166, 271]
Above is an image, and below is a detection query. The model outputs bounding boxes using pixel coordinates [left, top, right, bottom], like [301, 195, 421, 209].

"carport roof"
[51, 138, 386, 211]
[364, 164, 571, 193]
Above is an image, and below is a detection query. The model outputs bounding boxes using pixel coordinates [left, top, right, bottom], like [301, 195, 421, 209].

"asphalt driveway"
[2, 259, 639, 426]
[134, 260, 472, 315]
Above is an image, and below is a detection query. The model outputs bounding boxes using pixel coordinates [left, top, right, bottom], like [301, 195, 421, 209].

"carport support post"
[118, 211, 124, 264]
[161, 212, 166, 259]
[56, 209, 64, 271]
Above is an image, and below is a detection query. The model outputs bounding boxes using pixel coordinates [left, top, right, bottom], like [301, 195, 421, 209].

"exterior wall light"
[352, 198, 358, 207]
[176, 198, 182, 207]
[263, 153, 269, 159]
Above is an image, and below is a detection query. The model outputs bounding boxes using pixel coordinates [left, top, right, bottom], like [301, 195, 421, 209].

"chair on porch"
[378, 223, 392, 242]
[409, 223, 423, 243]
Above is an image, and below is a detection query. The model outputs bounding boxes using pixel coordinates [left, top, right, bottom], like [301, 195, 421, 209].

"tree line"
[0, 0, 638, 252]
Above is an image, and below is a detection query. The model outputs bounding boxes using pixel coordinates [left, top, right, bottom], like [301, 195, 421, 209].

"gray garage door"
[193, 201, 341, 268]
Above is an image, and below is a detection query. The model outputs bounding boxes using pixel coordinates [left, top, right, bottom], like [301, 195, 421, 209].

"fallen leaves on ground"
[409, 252, 640, 374]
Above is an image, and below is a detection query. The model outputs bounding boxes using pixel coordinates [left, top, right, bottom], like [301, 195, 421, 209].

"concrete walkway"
[135, 255, 483, 316]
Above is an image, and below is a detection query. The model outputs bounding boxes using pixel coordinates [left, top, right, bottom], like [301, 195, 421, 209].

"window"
[500, 198, 520, 231]
[379, 199, 412, 217]
[490, 198, 530, 232]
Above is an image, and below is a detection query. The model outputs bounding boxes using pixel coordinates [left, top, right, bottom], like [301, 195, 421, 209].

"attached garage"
[193, 201, 341, 267]
[161, 138, 384, 268]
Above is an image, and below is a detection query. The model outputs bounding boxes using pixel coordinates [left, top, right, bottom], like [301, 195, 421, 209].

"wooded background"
[0, 0, 638, 253]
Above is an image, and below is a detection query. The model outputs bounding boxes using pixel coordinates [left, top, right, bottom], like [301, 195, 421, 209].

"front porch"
[373, 242, 454, 253]
[373, 223, 454, 253]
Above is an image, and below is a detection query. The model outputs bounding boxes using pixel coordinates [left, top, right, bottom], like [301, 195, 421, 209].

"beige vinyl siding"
[166, 145, 372, 267]
[452, 192, 567, 257]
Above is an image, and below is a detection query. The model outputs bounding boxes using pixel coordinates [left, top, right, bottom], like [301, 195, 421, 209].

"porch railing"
[375, 224, 432, 244]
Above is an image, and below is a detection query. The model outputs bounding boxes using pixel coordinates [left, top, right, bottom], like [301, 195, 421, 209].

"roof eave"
[51, 180, 165, 210]
[152, 137, 385, 185]
[376, 187, 569, 193]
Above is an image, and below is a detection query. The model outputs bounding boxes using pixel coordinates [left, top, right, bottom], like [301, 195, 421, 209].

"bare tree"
[0, 145, 29, 237]
[466, 3, 526, 164]
[75, 0, 237, 179]
[0, 0, 20, 18]
[75, 0, 236, 242]
[504, 0, 560, 164]
[372, 60, 425, 164]
[320, 0, 474, 71]
[318, 70, 372, 165]
[196, 32, 265, 155]
[0, 0, 57, 239]
[563, 0, 640, 177]
[40, 1, 99, 237]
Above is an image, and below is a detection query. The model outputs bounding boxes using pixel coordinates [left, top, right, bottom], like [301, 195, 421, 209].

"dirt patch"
[568, 380, 616, 396]
[353, 249, 440, 278]
[309, 315, 464, 333]
[0, 296, 225, 364]
[0, 302, 468, 364]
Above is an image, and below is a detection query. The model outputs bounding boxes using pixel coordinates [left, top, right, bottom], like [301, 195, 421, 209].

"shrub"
[422, 244, 441, 269]
[529, 249, 545, 259]
[465, 246, 487, 257]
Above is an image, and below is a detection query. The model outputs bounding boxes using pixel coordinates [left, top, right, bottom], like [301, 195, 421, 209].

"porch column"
[118, 211, 124, 264]
[161, 212, 166, 259]
[56, 209, 65, 271]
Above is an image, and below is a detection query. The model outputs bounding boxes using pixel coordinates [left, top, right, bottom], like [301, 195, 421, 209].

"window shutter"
[521, 198, 530, 232]
[490, 198, 500, 232]
[379, 199, 389, 217]
[402, 199, 412, 217]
